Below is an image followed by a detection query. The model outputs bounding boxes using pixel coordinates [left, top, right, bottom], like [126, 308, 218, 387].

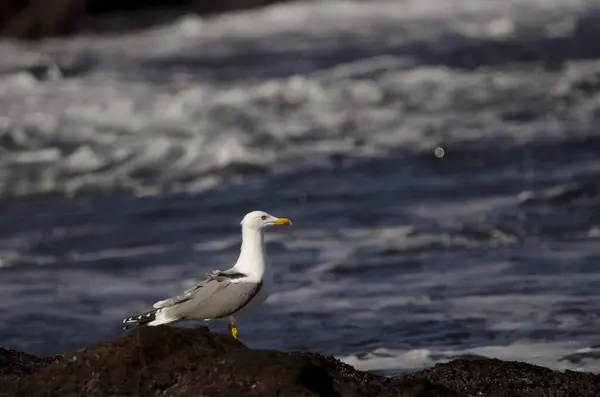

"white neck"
[233, 226, 267, 278]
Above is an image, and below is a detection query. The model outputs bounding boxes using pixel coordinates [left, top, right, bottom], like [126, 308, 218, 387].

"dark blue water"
[1, 0, 600, 375]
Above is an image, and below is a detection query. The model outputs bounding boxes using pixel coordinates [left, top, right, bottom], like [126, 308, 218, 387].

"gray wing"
[164, 279, 263, 321]
[152, 268, 246, 309]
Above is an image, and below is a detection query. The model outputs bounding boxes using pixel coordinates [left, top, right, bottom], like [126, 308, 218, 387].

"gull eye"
[261, 215, 267, 220]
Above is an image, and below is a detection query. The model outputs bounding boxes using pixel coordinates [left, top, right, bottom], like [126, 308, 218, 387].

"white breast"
[233, 270, 272, 317]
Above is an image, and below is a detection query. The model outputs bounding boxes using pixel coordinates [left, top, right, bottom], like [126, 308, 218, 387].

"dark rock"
[0, 0, 290, 39]
[402, 357, 600, 397]
[0, 347, 58, 380]
[0, 326, 462, 397]
[3, 327, 599, 396]
[86, 0, 281, 15]
[0, 0, 84, 39]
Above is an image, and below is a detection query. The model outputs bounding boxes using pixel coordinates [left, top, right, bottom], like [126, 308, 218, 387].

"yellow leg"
[229, 324, 239, 339]
[228, 316, 238, 339]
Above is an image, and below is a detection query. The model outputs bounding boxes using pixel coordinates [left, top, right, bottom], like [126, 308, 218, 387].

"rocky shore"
[1, 326, 599, 397]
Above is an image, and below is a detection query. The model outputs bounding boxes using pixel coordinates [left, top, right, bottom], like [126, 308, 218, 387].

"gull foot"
[228, 324, 239, 340]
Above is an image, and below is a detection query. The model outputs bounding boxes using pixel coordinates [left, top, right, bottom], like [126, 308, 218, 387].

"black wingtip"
[121, 310, 157, 331]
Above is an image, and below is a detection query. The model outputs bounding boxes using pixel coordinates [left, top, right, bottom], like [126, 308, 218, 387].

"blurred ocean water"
[1, 0, 600, 376]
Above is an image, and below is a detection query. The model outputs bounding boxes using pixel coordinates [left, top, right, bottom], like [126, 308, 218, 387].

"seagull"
[122, 210, 292, 339]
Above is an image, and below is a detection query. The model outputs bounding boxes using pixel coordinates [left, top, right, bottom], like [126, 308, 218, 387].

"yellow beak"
[273, 217, 292, 226]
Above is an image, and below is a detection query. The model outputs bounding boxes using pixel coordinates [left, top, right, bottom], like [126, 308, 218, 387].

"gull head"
[240, 210, 292, 231]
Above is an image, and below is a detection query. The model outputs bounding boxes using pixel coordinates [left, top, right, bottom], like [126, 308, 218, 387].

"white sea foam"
[0, 0, 597, 197]
[338, 341, 600, 374]
[0, 0, 600, 370]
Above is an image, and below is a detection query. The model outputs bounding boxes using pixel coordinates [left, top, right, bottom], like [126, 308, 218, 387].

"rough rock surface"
[1, 326, 599, 397]
[402, 357, 600, 397]
[0, 347, 58, 381]
[0, 326, 462, 397]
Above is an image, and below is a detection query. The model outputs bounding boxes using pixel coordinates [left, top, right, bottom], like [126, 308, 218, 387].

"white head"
[240, 210, 292, 231]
